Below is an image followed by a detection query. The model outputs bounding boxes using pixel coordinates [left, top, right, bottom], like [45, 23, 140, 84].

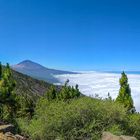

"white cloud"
[55, 72, 140, 112]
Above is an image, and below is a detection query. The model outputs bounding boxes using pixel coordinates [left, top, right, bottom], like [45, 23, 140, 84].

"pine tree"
[17, 94, 35, 118]
[46, 85, 57, 101]
[58, 81, 81, 100]
[116, 72, 135, 112]
[0, 63, 17, 120]
[75, 84, 81, 97]
[1, 63, 16, 100]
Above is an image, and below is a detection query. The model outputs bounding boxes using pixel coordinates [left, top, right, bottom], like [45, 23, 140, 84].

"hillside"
[12, 69, 53, 100]
[0, 65, 140, 140]
[12, 60, 78, 83]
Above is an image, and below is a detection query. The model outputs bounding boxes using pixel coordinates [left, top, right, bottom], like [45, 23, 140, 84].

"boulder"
[0, 132, 5, 140]
[5, 132, 16, 140]
[120, 136, 137, 140]
[0, 132, 27, 140]
[15, 134, 27, 140]
[0, 124, 27, 140]
[102, 132, 137, 140]
[0, 124, 14, 133]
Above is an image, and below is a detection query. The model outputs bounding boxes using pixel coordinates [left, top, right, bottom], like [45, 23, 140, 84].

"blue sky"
[0, 0, 140, 71]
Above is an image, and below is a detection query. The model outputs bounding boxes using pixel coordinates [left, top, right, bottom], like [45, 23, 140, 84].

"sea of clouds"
[55, 71, 140, 112]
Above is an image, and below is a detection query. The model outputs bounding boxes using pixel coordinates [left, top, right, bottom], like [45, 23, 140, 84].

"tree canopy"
[116, 72, 135, 112]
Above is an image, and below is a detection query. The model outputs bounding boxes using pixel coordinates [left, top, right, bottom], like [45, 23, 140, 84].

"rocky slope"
[13, 70, 52, 96]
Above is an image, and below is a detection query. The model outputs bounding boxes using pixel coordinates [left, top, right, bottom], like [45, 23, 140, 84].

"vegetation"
[26, 97, 127, 140]
[20, 97, 140, 140]
[0, 63, 17, 122]
[12, 70, 53, 98]
[116, 72, 135, 112]
[45, 80, 81, 101]
[0, 63, 37, 124]
[0, 63, 140, 140]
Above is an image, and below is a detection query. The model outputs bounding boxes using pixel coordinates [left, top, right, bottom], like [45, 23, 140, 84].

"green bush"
[27, 97, 128, 140]
[125, 114, 140, 138]
[16, 117, 30, 136]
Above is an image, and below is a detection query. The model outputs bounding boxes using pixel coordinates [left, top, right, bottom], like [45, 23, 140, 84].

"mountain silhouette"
[12, 60, 77, 83]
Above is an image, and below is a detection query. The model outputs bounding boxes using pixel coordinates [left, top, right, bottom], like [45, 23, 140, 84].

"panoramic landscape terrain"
[0, 0, 140, 140]
[12, 60, 140, 112]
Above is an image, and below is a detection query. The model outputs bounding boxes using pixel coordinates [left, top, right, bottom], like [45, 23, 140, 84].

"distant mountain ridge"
[12, 60, 77, 83]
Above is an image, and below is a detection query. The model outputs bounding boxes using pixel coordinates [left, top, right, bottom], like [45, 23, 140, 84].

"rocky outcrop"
[0, 124, 14, 133]
[102, 132, 137, 140]
[0, 125, 27, 140]
[0, 132, 26, 140]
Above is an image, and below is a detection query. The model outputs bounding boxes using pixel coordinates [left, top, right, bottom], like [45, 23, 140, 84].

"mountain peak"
[18, 60, 39, 65]
[12, 60, 77, 83]
[17, 60, 43, 67]
[13, 60, 45, 70]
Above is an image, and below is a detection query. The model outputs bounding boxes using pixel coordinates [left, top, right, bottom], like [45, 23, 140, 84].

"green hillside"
[12, 70, 53, 99]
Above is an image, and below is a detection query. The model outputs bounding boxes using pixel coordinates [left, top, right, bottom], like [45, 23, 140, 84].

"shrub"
[125, 114, 140, 138]
[27, 97, 128, 140]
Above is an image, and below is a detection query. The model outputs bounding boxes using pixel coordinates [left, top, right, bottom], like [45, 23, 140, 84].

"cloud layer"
[55, 71, 140, 112]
